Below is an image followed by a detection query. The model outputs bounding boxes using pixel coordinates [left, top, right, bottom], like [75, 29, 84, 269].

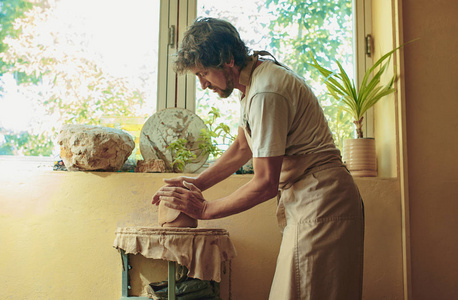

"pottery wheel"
[139, 108, 208, 173]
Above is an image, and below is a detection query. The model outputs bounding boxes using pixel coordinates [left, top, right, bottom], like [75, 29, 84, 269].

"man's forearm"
[202, 156, 283, 219]
[196, 138, 252, 191]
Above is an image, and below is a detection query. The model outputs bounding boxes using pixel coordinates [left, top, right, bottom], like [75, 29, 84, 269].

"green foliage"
[308, 46, 403, 138]
[265, 0, 354, 147]
[198, 128, 222, 159]
[168, 138, 197, 172]
[0, 130, 53, 156]
[265, 0, 352, 75]
[168, 107, 237, 172]
[0, 2, 146, 156]
[198, 107, 236, 159]
[1, 0, 356, 156]
[322, 105, 354, 147]
[1, 6, 144, 123]
[0, 0, 34, 74]
[0, 0, 47, 81]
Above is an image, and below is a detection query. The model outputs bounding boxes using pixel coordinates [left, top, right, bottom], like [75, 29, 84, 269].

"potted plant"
[308, 45, 403, 176]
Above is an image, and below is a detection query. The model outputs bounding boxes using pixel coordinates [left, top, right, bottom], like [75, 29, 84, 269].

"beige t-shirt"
[239, 59, 337, 157]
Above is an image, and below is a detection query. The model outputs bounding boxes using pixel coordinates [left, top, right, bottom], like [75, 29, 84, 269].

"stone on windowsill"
[57, 124, 135, 172]
[135, 159, 166, 173]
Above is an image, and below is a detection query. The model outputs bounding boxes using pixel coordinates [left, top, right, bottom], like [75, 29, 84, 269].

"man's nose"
[198, 77, 210, 90]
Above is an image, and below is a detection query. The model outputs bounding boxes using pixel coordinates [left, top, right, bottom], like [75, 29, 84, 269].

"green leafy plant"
[308, 46, 403, 138]
[168, 107, 237, 173]
[198, 107, 236, 159]
[167, 138, 197, 172]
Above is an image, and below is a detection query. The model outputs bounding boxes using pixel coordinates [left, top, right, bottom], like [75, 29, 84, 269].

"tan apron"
[271, 153, 364, 300]
[242, 52, 364, 300]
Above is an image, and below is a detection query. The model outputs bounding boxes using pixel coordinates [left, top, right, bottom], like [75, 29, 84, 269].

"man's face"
[191, 65, 234, 98]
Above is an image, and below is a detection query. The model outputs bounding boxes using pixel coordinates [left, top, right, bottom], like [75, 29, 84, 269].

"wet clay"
[158, 201, 198, 228]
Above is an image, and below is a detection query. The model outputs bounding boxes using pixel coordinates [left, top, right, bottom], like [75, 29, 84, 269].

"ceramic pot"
[342, 138, 377, 177]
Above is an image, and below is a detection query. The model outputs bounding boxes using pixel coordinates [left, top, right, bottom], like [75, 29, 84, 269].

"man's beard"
[213, 67, 234, 98]
[219, 84, 234, 98]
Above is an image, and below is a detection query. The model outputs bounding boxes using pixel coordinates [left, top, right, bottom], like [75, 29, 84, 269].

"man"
[152, 17, 364, 300]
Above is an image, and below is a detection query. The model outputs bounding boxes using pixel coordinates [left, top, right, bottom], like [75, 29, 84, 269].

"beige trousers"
[269, 153, 364, 300]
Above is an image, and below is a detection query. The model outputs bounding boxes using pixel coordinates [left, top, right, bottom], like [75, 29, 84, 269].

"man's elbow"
[258, 178, 280, 200]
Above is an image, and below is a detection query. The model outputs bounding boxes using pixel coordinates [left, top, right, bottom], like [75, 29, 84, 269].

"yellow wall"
[402, 0, 458, 299]
[372, 0, 398, 178]
[0, 165, 404, 299]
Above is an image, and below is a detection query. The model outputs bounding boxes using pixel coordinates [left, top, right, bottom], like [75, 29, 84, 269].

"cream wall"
[372, 0, 398, 178]
[0, 166, 404, 300]
[402, 0, 458, 299]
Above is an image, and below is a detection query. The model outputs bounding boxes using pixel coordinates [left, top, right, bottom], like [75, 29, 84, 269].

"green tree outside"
[265, 0, 355, 146]
[0, 0, 148, 156]
[1, 0, 354, 156]
[196, 0, 355, 150]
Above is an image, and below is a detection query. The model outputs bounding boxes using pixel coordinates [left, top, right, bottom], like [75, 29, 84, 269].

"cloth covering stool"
[113, 227, 237, 300]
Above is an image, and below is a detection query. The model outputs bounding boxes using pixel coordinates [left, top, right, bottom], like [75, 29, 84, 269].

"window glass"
[195, 0, 354, 149]
[0, 0, 160, 157]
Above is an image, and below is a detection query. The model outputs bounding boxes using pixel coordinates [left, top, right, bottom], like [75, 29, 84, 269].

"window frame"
[353, 0, 373, 138]
[157, 0, 197, 112]
[156, 0, 373, 137]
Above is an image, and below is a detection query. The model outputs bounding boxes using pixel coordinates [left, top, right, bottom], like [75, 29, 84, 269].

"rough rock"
[135, 159, 166, 173]
[57, 124, 135, 171]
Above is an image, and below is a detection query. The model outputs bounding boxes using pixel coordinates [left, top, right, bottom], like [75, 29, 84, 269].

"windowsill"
[0, 155, 56, 172]
[0, 156, 398, 182]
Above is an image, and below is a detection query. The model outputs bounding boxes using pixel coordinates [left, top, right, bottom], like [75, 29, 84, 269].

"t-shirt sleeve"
[247, 92, 291, 157]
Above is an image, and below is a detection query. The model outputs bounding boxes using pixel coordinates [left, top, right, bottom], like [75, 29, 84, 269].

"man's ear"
[225, 58, 235, 68]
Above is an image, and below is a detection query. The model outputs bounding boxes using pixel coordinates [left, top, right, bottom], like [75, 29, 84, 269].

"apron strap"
[253, 50, 292, 71]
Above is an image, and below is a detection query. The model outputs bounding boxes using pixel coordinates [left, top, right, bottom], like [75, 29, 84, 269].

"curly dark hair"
[174, 17, 250, 74]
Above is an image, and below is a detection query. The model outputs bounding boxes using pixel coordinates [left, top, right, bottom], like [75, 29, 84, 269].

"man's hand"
[152, 176, 198, 205]
[152, 180, 208, 220]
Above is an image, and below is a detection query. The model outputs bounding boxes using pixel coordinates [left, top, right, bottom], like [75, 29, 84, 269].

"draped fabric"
[113, 227, 237, 282]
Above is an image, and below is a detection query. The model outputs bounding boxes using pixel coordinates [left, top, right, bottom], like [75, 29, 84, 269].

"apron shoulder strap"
[253, 50, 292, 71]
